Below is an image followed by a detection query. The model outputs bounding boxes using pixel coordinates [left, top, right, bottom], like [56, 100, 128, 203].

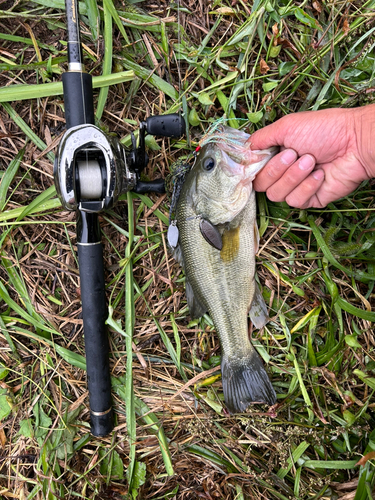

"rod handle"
[62, 72, 95, 129]
[77, 213, 113, 436]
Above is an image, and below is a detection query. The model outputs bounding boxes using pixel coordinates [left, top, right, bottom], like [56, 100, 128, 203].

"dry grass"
[1, 0, 375, 499]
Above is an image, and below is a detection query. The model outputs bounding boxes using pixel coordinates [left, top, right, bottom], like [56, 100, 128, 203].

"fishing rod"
[54, 0, 184, 436]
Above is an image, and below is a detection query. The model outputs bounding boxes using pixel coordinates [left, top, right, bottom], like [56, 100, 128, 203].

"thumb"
[248, 118, 287, 150]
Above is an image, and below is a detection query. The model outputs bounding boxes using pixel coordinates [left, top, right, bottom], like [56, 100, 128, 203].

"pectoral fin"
[249, 282, 269, 329]
[186, 279, 207, 319]
[171, 241, 184, 268]
[200, 218, 223, 250]
[254, 220, 260, 254]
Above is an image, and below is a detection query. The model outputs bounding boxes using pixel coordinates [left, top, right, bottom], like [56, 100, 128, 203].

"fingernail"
[299, 155, 315, 170]
[280, 149, 297, 165]
[313, 169, 324, 181]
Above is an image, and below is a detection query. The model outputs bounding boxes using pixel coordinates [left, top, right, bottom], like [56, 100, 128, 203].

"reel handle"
[145, 114, 185, 138]
[132, 179, 165, 194]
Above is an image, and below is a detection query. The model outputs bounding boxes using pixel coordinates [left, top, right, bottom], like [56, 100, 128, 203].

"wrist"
[354, 104, 375, 179]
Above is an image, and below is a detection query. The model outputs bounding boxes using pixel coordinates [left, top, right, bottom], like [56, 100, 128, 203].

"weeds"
[0, 0, 375, 498]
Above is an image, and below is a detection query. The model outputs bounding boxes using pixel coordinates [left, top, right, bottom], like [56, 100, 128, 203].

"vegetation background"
[0, 0, 375, 498]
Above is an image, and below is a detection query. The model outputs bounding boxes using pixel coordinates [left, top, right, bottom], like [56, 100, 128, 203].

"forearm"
[354, 104, 375, 179]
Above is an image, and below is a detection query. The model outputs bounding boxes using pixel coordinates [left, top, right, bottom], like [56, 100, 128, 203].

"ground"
[0, 1, 375, 499]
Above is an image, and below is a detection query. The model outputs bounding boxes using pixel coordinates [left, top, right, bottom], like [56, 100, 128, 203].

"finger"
[249, 116, 290, 150]
[285, 169, 325, 208]
[264, 154, 316, 202]
[254, 148, 298, 192]
[266, 154, 316, 202]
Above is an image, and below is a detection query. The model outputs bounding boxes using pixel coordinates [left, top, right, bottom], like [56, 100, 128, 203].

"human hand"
[250, 105, 375, 208]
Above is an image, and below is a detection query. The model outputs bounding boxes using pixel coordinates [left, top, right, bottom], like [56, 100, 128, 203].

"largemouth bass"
[171, 126, 277, 413]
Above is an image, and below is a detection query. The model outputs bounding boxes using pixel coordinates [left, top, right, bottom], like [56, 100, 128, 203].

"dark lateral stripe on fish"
[221, 351, 277, 413]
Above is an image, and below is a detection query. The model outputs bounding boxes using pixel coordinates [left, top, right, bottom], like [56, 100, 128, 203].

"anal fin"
[249, 282, 269, 329]
[186, 279, 207, 319]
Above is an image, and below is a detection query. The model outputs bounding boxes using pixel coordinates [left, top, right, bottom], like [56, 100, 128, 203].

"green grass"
[0, 0, 375, 498]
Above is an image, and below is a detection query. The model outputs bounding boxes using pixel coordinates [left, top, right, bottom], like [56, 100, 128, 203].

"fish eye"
[203, 157, 216, 171]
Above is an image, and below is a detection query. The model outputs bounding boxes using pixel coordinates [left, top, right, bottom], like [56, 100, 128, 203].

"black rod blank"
[62, 0, 114, 436]
[65, 0, 83, 67]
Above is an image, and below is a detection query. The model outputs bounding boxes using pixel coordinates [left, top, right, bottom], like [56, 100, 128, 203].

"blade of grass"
[133, 281, 187, 381]
[103, 0, 130, 44]
[308, 216, 375, 282]
[125, 191, 136, 489]
[0, 196, 60, 222]
[0, 282, 53, 338]
[2, 103, 54, 162]
[0, 316, 20, 360]
[0, 148, 24, 211]
[0, 71, 136, 103]
[277, 441, 310, 479]
[95, 0, 112, 121]
[303, 459, 358, 470]
[83, 0, 99, 41]
[16, 185, 57, 222]
[120, 58, 179, 100]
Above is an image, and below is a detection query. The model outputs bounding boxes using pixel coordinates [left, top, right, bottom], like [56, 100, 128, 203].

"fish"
[171, 126, 278, 413]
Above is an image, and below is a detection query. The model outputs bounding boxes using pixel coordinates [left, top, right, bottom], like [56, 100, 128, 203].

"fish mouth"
[208, 146, 278, 223]
[220, 147, 278, 180]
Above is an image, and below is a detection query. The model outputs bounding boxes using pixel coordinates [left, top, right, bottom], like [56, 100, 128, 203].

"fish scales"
[172, 128, 277, 413]
[177, 193, 257, 359]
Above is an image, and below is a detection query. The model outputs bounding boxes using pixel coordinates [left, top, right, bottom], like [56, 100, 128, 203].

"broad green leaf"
[279, 61, 295, 76]
[343, 410, 356, 427]
[247, 110, 263, 123]
[145, 135, 161, 151]
[33, 402, 52, 445]
[99, 449, 124, 479]
[0, 363, 8, 380]
[0, 388, 12, 421]
[189, 108, 200, 126]
[18, 418, 34, 438]
[131, 461, 146, 499]
[198, 92, 215, 106]
[354, 370, 375, 391]
[345, 335, 362, 349]
[294, 8, 321, 29]
[262, 80, 279, 92]
[52, 407, 81, 460]
[269, 45, 281, 57]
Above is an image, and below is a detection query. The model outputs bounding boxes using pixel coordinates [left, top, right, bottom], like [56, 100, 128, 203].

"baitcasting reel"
[54, 114, 185, 214]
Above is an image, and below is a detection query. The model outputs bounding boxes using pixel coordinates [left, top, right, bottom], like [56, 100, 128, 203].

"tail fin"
[221, 351, 276, 413]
